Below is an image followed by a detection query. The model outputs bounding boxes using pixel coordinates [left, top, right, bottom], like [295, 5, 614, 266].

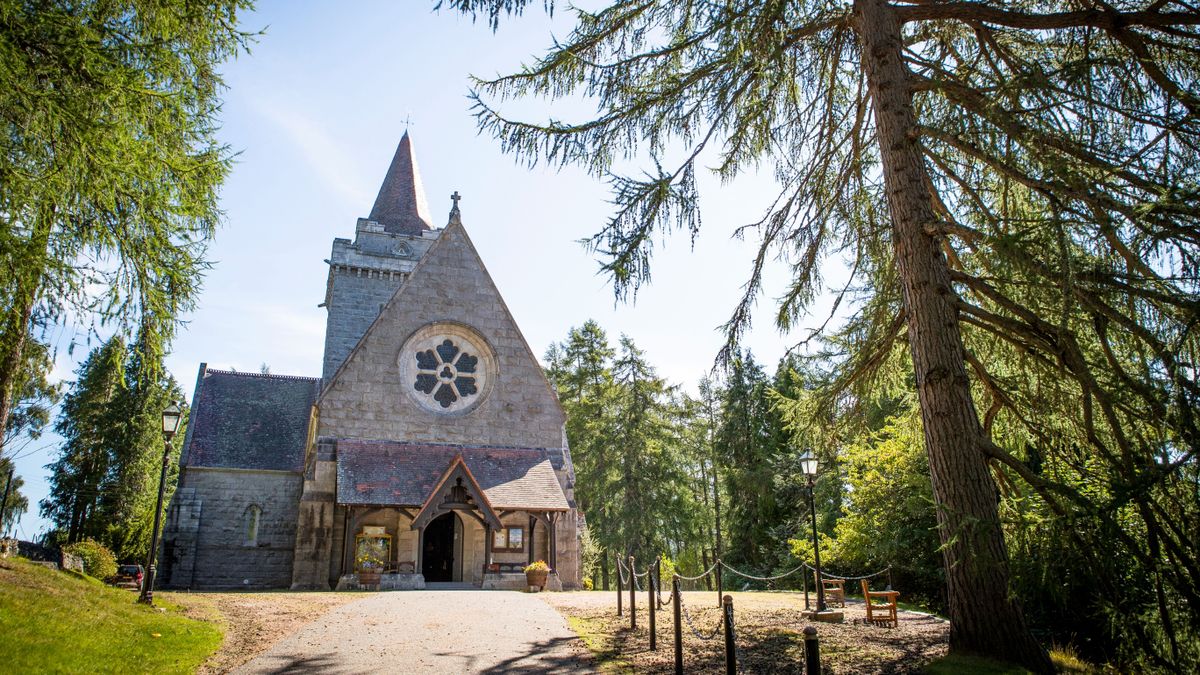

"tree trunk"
[854, 1, 1051, 671]
[601, 549, 610, 591]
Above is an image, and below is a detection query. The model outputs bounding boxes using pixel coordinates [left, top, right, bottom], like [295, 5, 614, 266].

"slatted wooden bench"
[817, 573, 846, 607]
[860, 579, 899, 628]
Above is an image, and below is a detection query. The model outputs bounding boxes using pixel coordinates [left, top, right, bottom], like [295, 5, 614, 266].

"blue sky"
[8, 1, 846, 539]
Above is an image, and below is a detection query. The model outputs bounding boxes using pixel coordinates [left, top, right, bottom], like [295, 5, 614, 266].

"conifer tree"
[0, 0, 252, 457]
[41, 337, 184, 559]
[445, 1, 1200, 668]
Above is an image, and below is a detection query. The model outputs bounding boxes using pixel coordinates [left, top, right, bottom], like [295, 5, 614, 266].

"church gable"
[319, 214, 565, 449]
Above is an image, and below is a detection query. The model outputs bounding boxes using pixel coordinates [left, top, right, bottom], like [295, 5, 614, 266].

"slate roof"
[368, 131, 433, 235]
[183, 367, 321, 473]
[336, 440, 570, 511]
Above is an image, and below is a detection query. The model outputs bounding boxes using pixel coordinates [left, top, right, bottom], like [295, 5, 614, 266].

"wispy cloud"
[248, 96, 373, 208]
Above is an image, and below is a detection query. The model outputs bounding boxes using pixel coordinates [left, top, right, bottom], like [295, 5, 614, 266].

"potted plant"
[356, 538, 388, 587]
[524, 560, 551, 591]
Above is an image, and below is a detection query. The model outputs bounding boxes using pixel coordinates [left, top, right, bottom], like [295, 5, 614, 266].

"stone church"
[161, 132, 581, 591]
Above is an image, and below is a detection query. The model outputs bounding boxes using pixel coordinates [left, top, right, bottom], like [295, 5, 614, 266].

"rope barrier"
[678, 591, 722, 641]
[804, 563, 892, 581]
[674, 561, 719, 581]
[720, 560, 807, 582]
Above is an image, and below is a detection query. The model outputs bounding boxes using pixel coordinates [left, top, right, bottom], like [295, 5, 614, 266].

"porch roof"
[335, 440, 570, 511]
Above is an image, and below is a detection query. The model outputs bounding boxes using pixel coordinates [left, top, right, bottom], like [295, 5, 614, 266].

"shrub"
[524, 560, 551, 574]
[582, 577, 594, 591]
[63, 540, 117, 581]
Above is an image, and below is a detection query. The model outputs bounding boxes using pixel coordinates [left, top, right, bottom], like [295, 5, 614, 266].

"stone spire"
[368, 131, 433, 235]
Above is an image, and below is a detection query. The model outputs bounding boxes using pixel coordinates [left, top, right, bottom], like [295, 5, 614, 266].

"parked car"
[110, 564, 144, 590]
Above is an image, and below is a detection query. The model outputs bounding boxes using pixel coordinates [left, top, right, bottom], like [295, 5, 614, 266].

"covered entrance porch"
[332, 445, 570, 590]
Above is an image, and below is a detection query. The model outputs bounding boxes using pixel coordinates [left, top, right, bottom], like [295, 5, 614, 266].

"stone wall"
[319, 222, 566, 450]
[162, 467, 302, 589]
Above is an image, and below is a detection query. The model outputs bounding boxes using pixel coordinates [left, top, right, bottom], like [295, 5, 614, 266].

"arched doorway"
[422, 511, 462, 582]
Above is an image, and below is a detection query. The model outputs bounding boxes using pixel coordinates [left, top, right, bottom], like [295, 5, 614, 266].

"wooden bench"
[484, 562, 525, 574]
[860, 579, 899, 628]
[816, 573, 846, 607]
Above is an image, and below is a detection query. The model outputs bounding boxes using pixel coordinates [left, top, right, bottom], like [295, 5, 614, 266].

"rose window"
[413, 339, 479, 408]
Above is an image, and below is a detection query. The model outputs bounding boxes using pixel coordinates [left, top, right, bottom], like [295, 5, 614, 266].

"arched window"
[244, 505, 262, 547]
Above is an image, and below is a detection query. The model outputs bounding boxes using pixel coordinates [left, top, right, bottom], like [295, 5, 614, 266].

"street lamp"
[799, 448, 827, 614]
[138, 401, 183, 605]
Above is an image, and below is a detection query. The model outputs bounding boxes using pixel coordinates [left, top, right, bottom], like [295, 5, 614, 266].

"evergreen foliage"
[451, 1, 1200, 670]
[41, 336, 185, 561]
[0, 0, 252, 459]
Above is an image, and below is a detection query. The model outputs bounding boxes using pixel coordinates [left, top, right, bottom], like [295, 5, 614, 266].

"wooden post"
[649, 562, 657, 650]
[803, 567, 810, 610]
[723, 594, 736, 674]
[549, 513, 558, 571]
[804, 626, 820, 675]
[528, 515, 536, 567]
[629, 555, 637, 630]
[617, 557, 623, 616]
[656, 556, 664, 609]
[717, 558, 723, 608]
[673, 575, 683, 675]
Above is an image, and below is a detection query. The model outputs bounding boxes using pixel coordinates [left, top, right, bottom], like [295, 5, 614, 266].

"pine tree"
[444, 1, 1200, 668]
[41, 336, 184, 559]
[0, 0, 251, 458]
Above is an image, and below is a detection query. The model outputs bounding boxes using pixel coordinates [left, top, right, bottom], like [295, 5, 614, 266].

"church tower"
[164, 130, 580, 593]
[321, 131, 440, 380]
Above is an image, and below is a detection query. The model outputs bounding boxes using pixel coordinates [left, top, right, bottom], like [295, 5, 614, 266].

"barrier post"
[723, 594, 736, 675]
[656, 556, 664, 609]
[716, 559, 723, 608]
[617, 558, 623, 616]
[649, 564, 657, 650]
[629, 555, 637, 630]
[804, 625, 820, 674]
[803, 566, 810, 610]
[673, 575, 683, 675]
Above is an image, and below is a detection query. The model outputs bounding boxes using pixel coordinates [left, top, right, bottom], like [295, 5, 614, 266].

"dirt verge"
[542, 590, 948, 674]
[161, 590, 361, 674]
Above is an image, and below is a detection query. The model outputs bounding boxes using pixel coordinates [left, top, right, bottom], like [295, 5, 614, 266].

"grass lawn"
[0, 557, 222, 674]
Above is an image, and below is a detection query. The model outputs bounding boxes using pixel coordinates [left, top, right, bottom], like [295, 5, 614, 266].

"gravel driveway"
[234, 590, 596, 674]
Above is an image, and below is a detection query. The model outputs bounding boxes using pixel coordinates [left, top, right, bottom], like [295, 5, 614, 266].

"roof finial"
[448, 191, 462, 225]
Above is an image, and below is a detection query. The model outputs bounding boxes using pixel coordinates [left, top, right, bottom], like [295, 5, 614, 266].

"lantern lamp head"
[161, 402, 183, 437]
[799, 449, 818, 476]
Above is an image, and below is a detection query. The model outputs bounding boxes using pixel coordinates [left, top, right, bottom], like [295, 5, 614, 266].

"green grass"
[0, 557, 223, 674]
[923, 653, 1034, 674]
[566, 615, 635, 674]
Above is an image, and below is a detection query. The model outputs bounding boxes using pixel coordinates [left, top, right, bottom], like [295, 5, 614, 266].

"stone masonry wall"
[322, 268, 404, 381]
[164, 468, 301, 589]
[319, 222, 566, 450]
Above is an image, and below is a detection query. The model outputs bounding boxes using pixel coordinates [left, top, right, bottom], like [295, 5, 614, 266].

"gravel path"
[234, 590, 595, 674]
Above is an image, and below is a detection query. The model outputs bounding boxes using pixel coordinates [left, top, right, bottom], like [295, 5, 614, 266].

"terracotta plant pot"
[526, 569, 549, 590]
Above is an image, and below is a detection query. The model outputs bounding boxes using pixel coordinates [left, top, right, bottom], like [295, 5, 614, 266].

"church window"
[244, 505, 262, 547]
[492, 527, 524, 552]
[413, 339, 479, 408]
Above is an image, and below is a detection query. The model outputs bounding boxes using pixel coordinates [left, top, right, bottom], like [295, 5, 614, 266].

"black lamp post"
[799, 448, 826, 613]
[138, 401, 182, 605]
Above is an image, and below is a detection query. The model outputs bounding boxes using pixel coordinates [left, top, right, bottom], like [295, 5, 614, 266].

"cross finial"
[448, 190, 462, 224]
[451, 191, 461, 207]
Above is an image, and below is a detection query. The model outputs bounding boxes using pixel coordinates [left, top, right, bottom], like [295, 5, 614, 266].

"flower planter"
[359, 570, 381, 587]
[526, 569, 549, 590]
